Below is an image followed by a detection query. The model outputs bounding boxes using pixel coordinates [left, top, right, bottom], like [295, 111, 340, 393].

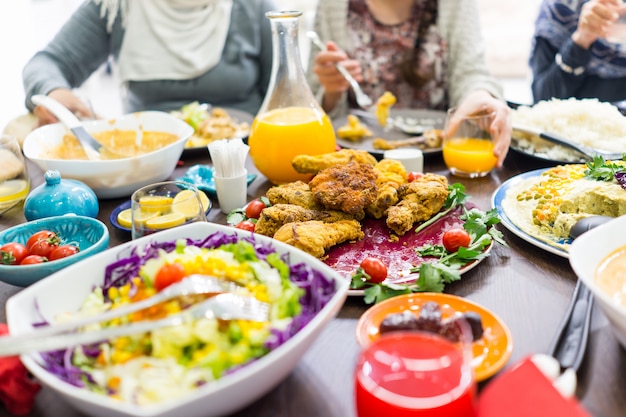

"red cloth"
[0, 324, 41, 416]
[477, 356, 591, 417]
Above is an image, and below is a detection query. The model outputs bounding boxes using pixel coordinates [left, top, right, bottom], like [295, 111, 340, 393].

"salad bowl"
[6, 222, 349, 417]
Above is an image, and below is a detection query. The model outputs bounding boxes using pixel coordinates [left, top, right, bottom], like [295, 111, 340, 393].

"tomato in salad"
[154, 262, 186, 291]
[245, 200, 267, 219]
[442, 228, 471, 253]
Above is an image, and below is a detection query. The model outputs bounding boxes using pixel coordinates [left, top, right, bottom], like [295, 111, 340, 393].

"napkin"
[477, 355, 591, 417]
[207, 138, 249, 178]
[0, 324, 41, 416]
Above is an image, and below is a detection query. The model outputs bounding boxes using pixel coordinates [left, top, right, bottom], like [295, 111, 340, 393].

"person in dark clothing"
[530, 0, 626, 103]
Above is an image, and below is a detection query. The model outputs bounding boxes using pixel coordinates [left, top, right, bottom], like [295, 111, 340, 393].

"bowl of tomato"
[0, 214, 109, 287]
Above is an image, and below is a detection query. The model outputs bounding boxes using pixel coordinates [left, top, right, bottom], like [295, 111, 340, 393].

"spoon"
[31, 94, 101, 160]
[548, 216, 613, 372]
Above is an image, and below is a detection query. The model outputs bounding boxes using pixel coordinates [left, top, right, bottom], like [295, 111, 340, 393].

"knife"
[31, 94, 101, 160]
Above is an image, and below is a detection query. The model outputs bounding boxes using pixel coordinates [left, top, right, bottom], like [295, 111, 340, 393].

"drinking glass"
[442, 108, 497, 178]
[0, 135, 30, 215]
[354, 326, 477, 417]
[607, 5, 626, 44]
[131, 181, 206, 240]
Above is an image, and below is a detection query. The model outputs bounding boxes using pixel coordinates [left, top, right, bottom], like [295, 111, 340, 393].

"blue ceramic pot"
[24, 170, 99, 220]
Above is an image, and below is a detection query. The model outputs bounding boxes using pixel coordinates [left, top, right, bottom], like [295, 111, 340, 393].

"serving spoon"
[31, 94, 102, 160]
[548, 216, 613, 372]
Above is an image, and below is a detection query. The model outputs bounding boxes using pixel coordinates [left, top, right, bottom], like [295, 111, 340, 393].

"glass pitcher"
[248, 10, 337, 185]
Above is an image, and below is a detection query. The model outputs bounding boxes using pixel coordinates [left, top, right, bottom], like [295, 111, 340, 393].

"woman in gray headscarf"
[23, 0, 275, 126]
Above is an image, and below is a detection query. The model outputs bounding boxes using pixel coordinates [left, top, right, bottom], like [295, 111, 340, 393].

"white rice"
[512, 98, 626, 156]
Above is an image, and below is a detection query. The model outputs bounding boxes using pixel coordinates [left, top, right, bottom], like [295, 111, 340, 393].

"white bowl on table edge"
[570, 214, 626, 349]
[22, 111, 194, 199]
[6, 222, 349, 417]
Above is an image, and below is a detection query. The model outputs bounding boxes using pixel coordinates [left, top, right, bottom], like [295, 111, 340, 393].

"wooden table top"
[1, 147, 624, 417]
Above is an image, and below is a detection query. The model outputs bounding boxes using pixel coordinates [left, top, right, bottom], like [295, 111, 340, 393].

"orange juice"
[442, 137, 497, 176]
[248, 107, 336, 184]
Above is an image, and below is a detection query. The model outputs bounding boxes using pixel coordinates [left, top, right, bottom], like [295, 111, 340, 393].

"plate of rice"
[511, 98, 626, 164]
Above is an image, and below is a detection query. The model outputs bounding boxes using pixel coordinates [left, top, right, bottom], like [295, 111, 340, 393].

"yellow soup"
[594, 245, 626, 308]
[442, 137, 497, 174]
[248, 107, 336, 185]
[44, 129, 179, 160]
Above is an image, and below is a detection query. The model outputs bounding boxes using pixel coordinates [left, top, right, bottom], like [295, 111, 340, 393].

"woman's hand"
[448, 90, 512, 168]
[573, 0, 621, 49]
[32, 88, 95, 127]
[311, 41, 363, 112]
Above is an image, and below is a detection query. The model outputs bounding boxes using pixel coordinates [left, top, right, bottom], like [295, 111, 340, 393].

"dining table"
[1, 145, 625, 417]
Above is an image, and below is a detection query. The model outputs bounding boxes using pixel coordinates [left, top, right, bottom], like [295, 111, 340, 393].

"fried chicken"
[254, 204, 362, 237]
[266, 180, 325, 210]
[309, 162, 378, 215]
[291, 149, 377, 175]
[386, 173, 449, 236]
[272, 219, 364, 259]
[366, 159, 408, 219]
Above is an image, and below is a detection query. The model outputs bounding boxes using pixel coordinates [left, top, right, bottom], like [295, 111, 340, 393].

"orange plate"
[355, 293, 513, 382]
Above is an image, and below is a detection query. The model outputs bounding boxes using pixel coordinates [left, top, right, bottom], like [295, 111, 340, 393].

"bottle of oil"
[248, 11, 336, 185]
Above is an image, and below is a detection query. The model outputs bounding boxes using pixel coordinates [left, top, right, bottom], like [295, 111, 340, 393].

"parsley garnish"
[584, 155, 626, 182]
[351, 198, 507, 305]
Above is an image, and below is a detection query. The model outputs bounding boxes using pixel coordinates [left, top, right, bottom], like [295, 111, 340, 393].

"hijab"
[93, 0, 233, 82]
[534, 0, 626, 78]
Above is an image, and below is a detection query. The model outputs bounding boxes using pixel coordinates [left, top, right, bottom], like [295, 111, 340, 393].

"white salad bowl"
[6, 222, 349, 417]
[22, 111, 194, 199]
[569, 215, 626, 349]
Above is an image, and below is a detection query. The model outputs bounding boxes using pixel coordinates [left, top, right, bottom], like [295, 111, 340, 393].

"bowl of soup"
[23, 111, 194, 199]
[569, 215, 626, 349]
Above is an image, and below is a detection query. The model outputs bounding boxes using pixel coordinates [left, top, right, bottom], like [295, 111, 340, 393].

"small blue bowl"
[0, 215, 109, 287]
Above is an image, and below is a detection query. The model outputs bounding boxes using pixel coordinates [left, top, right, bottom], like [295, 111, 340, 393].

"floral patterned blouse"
[347, 0, 448, 110]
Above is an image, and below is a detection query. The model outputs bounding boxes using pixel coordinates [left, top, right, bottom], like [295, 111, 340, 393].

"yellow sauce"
[43, 129, 179, 160]
[594, 245, 626, 308]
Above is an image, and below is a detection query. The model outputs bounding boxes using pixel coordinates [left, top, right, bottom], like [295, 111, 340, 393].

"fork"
[307, 31, 374, 110]
[0, 275, 242, 351]
[0, 293, 270, 356]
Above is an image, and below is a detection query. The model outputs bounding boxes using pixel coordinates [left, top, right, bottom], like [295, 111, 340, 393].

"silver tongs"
[0, 275, 270, 356]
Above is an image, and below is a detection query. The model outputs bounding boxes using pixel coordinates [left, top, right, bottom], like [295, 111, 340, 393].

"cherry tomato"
[48, 245, 80, 261]
[154, 262, 185, 291]
[0, 242, 29, 265]
[20, 255, 48, 265]
[407, 171, 424, 182]
[245, 200, 267, 219]
[442, 228, 472, 253]
[29, 238, 60, 258]
[360, 257, 388, 283]
[26, 230, 58, 250]
[235, 220, 256, 232]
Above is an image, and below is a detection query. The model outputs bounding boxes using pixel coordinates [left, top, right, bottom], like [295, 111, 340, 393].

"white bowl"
[6, 222, 349, 417]
[23, 111, 194, 199]
[569, 215, 626, 349]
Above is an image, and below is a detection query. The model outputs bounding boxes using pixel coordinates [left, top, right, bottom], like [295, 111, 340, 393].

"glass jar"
[248, 10, 337, 185]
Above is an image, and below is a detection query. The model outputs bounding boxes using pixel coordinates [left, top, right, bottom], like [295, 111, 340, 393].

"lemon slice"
[145, 212, 186, 229]
[117, 208, 162, 228]
[139, 196, 174, 213]
[197, 190, 210, 211]
[116, 208, 133, 228]
[0, 179, 30, 203]
[172, 189, 206, 219]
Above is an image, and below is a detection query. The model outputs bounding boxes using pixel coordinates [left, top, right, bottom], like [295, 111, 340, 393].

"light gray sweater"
[23, 0, 275, 115]
[307, 0, 503, 116]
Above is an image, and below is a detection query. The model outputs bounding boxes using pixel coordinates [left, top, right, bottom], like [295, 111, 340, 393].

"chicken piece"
[273, 219, 364, 259]
[309, 162, 378, 215]
[375, 91, 397, 127]
[255, 204, 362, 237]
[366, 159, 408, 219]
[266, 181, 325, 210]
[336, 114, 373, 141]
[291, 149, 377, 175]
[386, 173, 449, 236]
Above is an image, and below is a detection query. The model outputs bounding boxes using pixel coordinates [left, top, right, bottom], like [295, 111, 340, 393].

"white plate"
[491, 168, 570, 258]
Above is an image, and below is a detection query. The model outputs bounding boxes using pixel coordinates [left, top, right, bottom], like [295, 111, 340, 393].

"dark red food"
[20, 255, 47, 265]
[245, 200, 267, 220]
[154, 263, 186, 291]
[235, 220, 256, 232]
[25, 231, 57, 251]
[325, 205, 477, 285]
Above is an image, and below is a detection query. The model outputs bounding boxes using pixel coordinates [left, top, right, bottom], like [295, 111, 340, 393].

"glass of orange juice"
[354, 324, 477, 417]
[442, 109, 497, 178]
